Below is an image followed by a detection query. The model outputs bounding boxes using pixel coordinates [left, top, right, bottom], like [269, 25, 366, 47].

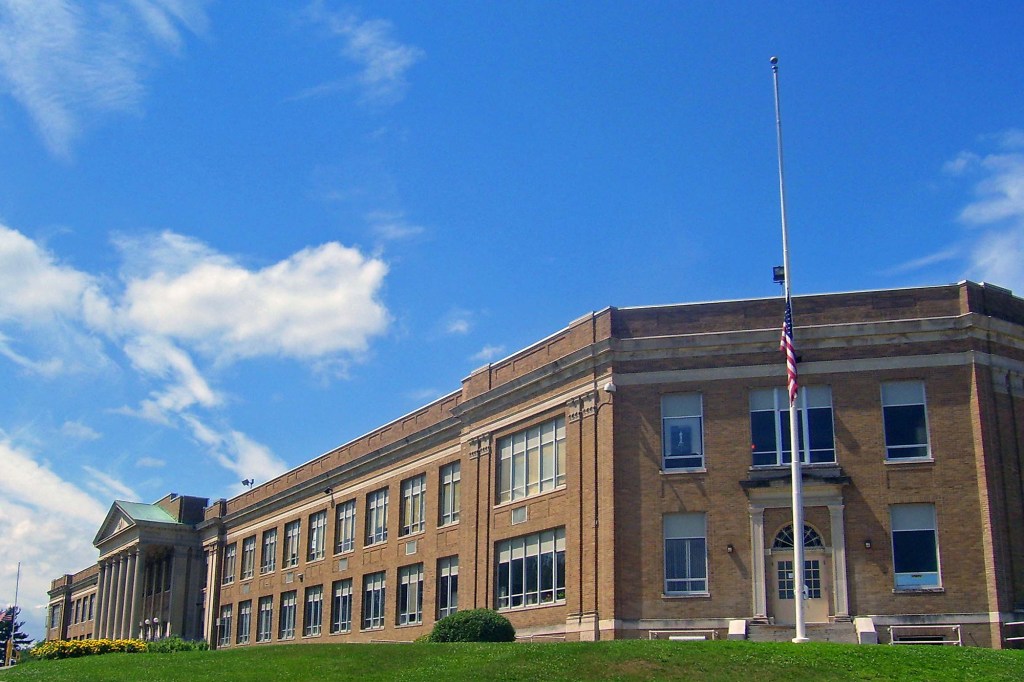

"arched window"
[772, 524, 824, 549]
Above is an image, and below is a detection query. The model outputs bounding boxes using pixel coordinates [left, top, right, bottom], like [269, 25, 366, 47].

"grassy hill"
[3, 640, 1023, 681]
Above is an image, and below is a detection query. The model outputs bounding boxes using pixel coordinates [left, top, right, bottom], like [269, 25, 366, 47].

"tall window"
[236, 600, 252, 644]
[334, 499, 356, 554]
[278, 590, 297, 640]
[218, 605, 232, 647]
[439, 462, 461, 526]
[241, 536, 256, 580]
[663, 513, 708, 595]
[662, 394, 704, 470]
[750, 386, 835, 466]
[283, 520, 301, 568]
[497, 416, 567, 503]
[882, 381, 930, 460]
[437, 556, 459, 619]
[303, 585, 323, 637]
[397, 564, 424, 625]
[256, 596, 273, 642]
[400, 475, 426, 536]
[891, 504, 941, 589]
[222, 543, 237, 585]
[496, 527, 566, 610]
[261, 528, 277, 574]
[362, 571, 386, 630]
[330, 579, 353, 633]
[366, 488, 389, 546]
[308, 510, 327, 561]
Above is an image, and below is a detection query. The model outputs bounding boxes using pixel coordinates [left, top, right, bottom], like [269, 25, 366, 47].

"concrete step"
[748, 621, 858, 644]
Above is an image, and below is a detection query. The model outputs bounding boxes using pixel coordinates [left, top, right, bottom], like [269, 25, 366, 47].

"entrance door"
[770, 553, 831, 624]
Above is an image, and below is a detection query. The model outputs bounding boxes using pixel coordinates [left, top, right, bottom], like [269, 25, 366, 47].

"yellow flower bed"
[31, 637, 147, 659]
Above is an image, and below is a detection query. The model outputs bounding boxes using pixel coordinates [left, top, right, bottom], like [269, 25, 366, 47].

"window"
[308, 510, 327, 561]
[497, 416, 567, 503]
[362, 571, 386, 630]
[496, 527, 566, 610]
[397, 564, 424, 626]
[662, 394, 704, 470]
[304, 585, 323, 637]
[334, 499, 356, 554]
[439, 462, 461, 526]
[256, 596, 273, 642]
[278, 590, 297, 640]
[891, 504, 941, 589]
[400, 475, 426, 536]
[236, 600, 251, 644]
[366, 488, 389, 546]
[241, 536, 256, 580]
[218, 605, 232, 647]
[750, 386, 835, 466]
[882, 381, 931, 460]
[664, 513, 708, 595]
[330, 579, 353, 633]
[88, 594, 95, 621]
[437, 556, 459, 619]
[261, 528, 277, 574]
[222, 543, 237, 585]
[49, 604, 60, 629]
[283, 520, 301, 568]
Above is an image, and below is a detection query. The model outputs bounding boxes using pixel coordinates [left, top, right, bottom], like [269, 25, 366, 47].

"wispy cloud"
[0, 0, 208, 156]
[82, 464, 138, 500]
[947, 129, 1024, 292]
[471, 344, 505, 364]
[367, 210, 425, 242]
[302, 3, 423, 105]
[136, 455, 165, 468]
[61, 419, 101, 441]
[882, 246, 962, 277]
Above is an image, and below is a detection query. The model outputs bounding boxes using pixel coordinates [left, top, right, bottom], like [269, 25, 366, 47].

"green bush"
[146, 636, 209, 653]
[428, 609, 515, 642]
[31, 638, 147, 660]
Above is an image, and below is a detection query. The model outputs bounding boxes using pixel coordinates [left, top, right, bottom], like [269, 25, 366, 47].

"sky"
[1, 1, 1023, 640]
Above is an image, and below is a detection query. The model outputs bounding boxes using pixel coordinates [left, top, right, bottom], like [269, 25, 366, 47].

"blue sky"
[1, 1, 1023, 639]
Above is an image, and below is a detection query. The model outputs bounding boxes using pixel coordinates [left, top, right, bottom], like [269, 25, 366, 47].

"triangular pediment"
[93, 502, 138, 547]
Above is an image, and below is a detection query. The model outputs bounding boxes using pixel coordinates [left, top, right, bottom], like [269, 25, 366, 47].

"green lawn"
[3, 640, 1023, 681]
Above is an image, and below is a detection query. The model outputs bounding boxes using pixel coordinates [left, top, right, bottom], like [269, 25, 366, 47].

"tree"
[0, 607, 33, 658]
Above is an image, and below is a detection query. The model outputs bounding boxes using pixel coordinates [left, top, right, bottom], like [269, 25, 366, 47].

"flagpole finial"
[770, 56, 778, 65]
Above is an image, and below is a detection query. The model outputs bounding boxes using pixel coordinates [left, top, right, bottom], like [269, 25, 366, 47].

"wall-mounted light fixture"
[864, 539, 872, 549]
[324, 486, 334, 506]
[726, 544, 735, 554]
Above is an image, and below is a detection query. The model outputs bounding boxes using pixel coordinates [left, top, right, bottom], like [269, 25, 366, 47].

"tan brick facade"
[49, 281, 1024, 648]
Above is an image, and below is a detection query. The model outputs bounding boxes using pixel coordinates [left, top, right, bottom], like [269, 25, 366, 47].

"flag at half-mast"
[0, 606, 13, 623]
[781, 298, 798, 404]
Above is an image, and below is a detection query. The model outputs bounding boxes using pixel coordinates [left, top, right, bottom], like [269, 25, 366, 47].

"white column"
[123, 551, 137, 639]
[130, 549, 145, 638]
[95, 562, 108, 638]
[828, 504, 851, 620]
[750, 505, 768, 621]
[113, 554, 127, 638]
[103, 559, 119, 639]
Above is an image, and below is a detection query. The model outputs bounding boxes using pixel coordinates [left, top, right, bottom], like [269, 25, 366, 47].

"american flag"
[0, 607, 13, 623]
[781, 299, 798, 404]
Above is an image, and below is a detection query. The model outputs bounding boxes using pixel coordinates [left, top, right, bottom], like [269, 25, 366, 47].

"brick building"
[48, 281, 1024, 647]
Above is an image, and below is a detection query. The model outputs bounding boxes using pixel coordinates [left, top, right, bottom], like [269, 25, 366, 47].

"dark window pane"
[751, 411, 777, 458]
[885, 405, 927, 448]
[893, 530, 938, 573]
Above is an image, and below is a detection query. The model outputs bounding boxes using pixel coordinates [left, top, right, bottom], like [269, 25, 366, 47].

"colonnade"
[94, 548, 146, 639]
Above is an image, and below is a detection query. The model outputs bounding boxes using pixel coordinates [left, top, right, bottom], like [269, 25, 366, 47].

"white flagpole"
[771, 55, 808, 644]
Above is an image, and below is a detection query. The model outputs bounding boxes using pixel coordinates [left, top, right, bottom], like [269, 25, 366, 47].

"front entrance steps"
[747, 620, 859, 644]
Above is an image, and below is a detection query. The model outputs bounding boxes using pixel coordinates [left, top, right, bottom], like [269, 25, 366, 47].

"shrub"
[146, 636, 209, 653]
[31, 638, 147, 660]
[428, 609, 515, 642]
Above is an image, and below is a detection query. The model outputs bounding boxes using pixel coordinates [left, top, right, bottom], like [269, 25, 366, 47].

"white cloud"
[120, 232, 390, 362]
[0, 438, 109, 639]
[0, 0, 208, 156]
[61, 419, 101, 441]
[0, 224, 93, 323]
[446, 319, 470, 335]
[471, 344, 506, 364]
[948, 133, 1024, 293]
[304, 3, 423, 105]
[136, 455, 165, 468]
